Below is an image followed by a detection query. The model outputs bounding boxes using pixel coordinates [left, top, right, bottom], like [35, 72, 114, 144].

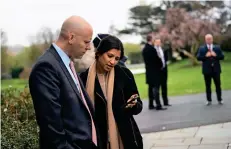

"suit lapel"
[204, 44, 209, 52]
[48, 45, 90, 113]
[212, 45, 216, 52]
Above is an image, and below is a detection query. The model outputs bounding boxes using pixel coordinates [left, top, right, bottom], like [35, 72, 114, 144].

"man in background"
[153, 37, 171, 108]
[118, 55, 128, 67]
[142, 35, 170, 110]
[197, 34, 224, 105]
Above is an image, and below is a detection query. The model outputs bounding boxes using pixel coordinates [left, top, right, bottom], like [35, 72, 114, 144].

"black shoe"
[149, 105, 155, 110]
[156, 107, 167, 110]
[164, 104, 172, 106]
[206, 101, 212, 106]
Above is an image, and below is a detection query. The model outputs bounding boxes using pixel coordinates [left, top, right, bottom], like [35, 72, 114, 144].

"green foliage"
[123, 43, 143, 64]
[1, 48, 14, 75]
[1, 31, 14, 75]
[13, 47, 31, 67]
[1, 87, 39, 149]
[11, 66, 24, 78]
[11, 45, 42, 68]
[118, 5, 160, 38]
[123, 43, 140, 55]
[1, 48, 8, 73]
[1, 79, 28, 90]
[128, 52, 143, 64]
[119, 1, 230, 44]
[220, 35, 231, 52]
[28, 44, 43, 66]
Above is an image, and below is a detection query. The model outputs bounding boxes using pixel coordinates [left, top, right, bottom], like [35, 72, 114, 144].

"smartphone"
[123, 95, 139, 108]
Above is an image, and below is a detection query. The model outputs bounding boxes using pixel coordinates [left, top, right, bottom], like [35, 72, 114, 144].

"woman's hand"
[125, 94, 139, 108]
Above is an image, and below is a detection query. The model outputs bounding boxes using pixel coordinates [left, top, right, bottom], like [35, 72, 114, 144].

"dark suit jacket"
[142, 43, 167, 86]
[118, 55, 128, 67]
[197, 44, 224, 75]
[29, 45, 99, 149]
[80, 65, 143, 149]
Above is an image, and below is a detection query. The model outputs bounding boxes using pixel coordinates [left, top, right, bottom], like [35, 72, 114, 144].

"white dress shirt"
[207, 44, 213, 51]
[155, 46, 165, 68]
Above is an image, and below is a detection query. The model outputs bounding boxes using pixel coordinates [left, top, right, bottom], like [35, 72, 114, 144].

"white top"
[207, 44, 214, 51]
[155, 46, 165, 68]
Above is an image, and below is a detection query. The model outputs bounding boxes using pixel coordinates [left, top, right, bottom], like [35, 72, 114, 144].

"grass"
[1, 52, 231, 99]
[1, 79, 28, 90]
[134, 52, 231, 99]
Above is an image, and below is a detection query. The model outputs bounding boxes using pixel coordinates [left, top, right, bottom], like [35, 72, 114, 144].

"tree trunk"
[178, 48, 199, 66]
[190, 43, 200, 66]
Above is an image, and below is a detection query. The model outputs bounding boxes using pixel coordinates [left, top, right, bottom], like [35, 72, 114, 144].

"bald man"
[29, 16, 99, 149]
[197, 34, 224, 106]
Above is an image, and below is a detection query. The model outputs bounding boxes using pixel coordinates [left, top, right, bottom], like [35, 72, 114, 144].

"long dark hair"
[92, 34, 124, 60]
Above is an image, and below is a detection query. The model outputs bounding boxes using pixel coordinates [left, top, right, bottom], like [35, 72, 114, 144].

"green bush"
[221, 36, 231, 52]
[1, 87, 39, 149]
[128, 51, 144, 64]
[123, 43, 141, 55]
[11, 66, 24, 79]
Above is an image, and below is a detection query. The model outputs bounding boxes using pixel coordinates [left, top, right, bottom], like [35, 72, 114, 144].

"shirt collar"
[207, 44, 213, 48]
[52, 43, 71, 67]
[155, 46, 161, 49]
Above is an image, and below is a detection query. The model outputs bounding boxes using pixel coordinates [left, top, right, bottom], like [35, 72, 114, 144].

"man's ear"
[68, 33, 75, 45]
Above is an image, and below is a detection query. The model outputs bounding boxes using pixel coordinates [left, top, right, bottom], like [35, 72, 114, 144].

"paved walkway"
[134, 90, 231, 133]
[130, 68, 145, 74]
[142, 122, 231, 149]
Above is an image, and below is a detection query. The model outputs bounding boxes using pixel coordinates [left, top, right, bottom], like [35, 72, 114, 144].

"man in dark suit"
[29, 16, 99, 149]
[118, 55, 128, 67]
[197, 34, 224, 106]
[142, 35, 170, 110]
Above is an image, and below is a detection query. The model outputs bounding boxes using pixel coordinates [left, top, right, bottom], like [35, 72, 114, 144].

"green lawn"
[2, 52, 231, 99]
[1, 79, 28, 90]
[135, 52, 231, 99]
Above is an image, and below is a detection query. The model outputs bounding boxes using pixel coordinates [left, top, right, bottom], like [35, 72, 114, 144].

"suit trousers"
[203, 73, 222, 102]
[148, 70, 168, 108]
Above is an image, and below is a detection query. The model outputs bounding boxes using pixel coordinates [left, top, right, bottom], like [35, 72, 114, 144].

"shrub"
[1, 87, 39, 149]
[128, 51, 144, 64]
[220, 35, 231, 52]
[11, 66, 24, 79]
